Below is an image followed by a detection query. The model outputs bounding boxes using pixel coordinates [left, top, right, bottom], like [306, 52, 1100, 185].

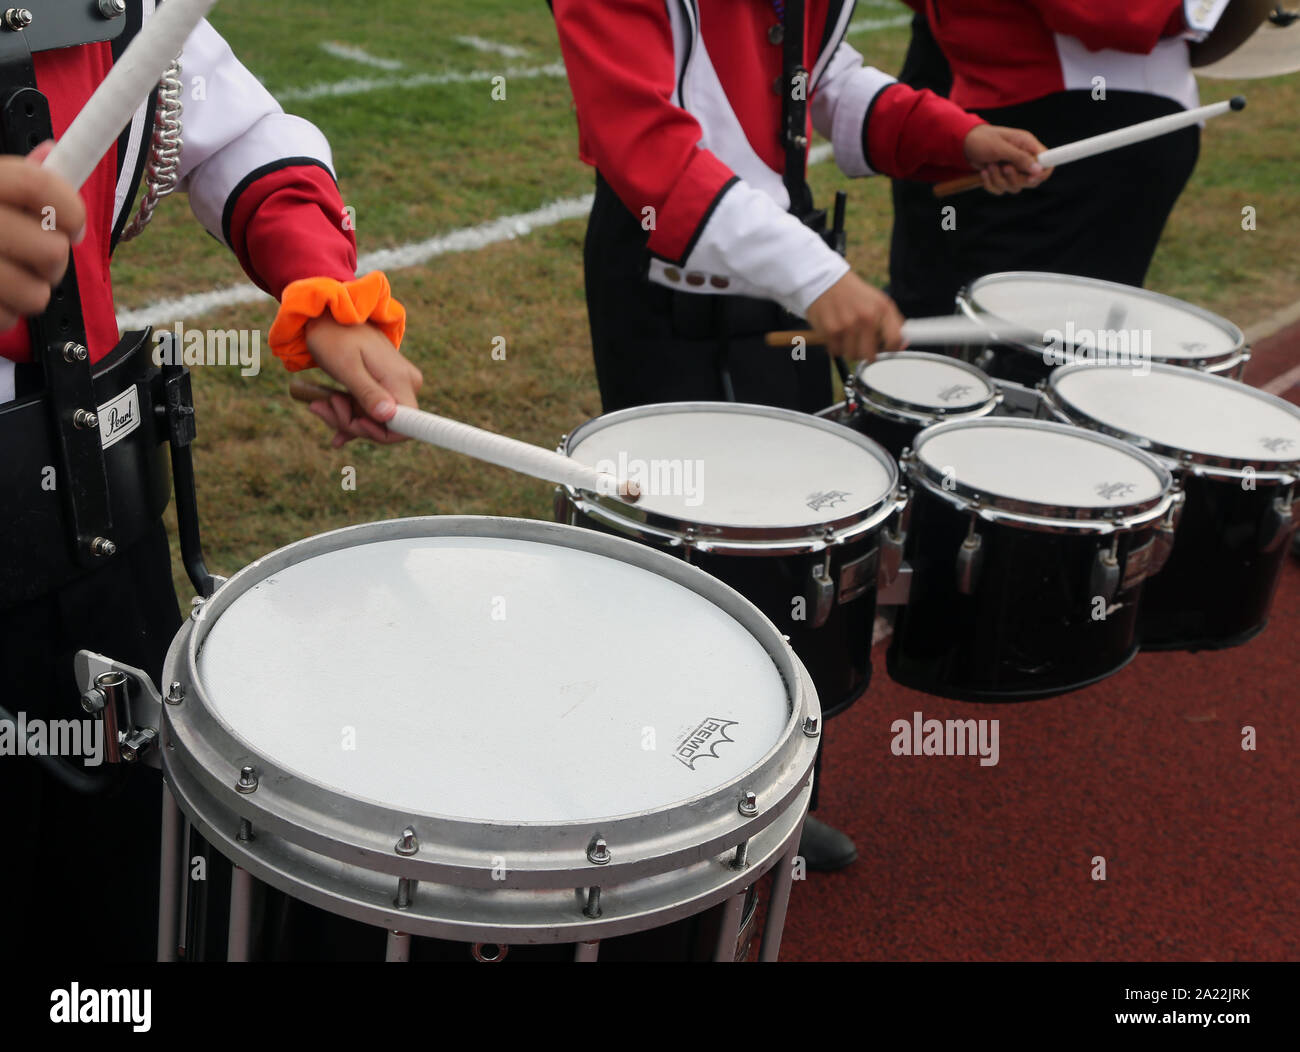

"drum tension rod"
[394, 826, 419, 910]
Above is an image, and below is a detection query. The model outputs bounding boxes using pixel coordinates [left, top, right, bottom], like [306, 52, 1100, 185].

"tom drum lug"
[877, 491, 909, 589]
[805, 528, 836, 629]
[1259, 484, 1298, 554]
[1148, 486, 1184, 575]
[954, 514, 984, 597]
[1090, 535, 1122, 604]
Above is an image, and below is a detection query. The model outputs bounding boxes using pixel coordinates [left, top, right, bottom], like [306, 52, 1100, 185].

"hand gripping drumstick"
[764, 313, 1038, 350]
[289, 378, 641, 502]
[43, 0, 220, 189]
[933, 95, 1246, 199]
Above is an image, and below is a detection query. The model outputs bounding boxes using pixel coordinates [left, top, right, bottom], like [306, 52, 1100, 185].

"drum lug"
[73, 650, 163, 767]
[877, 494, 909, 589]
[806, 563, 834, 628]
[1090, 536, 1122, 604]
[876, 492, 911, 606]
[1259, 485, 1297, 554]
[842, 377, 861, 414]
[805, 529, 841, 628]
[1148, 487, 1185, 574]
[954, 517, 983, 596]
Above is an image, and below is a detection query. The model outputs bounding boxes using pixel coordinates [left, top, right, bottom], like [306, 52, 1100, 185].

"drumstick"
[764, 313, 1035, 349]
[933, 95, 1246, 199]
[43, 0, 219, 189]
[289, 378, 641, 502]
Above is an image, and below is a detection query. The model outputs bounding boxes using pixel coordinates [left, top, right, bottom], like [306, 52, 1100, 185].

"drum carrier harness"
[0, 0, 214, 614]
[0, 2, 219, 795]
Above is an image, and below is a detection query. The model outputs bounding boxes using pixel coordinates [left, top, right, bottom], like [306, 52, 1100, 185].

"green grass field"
[105, 0, 1300, 598]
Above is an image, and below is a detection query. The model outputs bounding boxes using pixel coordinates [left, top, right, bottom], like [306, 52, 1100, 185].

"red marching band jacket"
[0, 2, 357, 402]
[902, 0, 1230, 112]
[552, 0, 988, 318]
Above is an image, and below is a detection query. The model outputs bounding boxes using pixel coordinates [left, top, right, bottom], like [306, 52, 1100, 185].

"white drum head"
[916, 422, 1168, 508]
[567, 405, 894, 530]
[1051, 365, 1300, 465]
[196, 535, 790, 824]
[856, 353, 994, 410]
[970, 272, 1240, 362]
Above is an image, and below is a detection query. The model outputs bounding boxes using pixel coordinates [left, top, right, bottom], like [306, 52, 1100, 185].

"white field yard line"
[276, 63, 566, 104]
[454, 35, 530, 59]
[1263, 360, 1300, 396]
[116, 196, 594, 329]
[117, 146, 838, 328]
[279, 11, 906, 105]
[318, 42, 405, 71]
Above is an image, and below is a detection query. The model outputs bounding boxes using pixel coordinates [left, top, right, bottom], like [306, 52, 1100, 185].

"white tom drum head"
[567, 404, 895, 530]
[916, 421, 1168, 509]
[1050, 364, 1300, 465]
[969, 272, 1241, 362]
[855, 353, 995, 411]
[196, 534, 791, 824]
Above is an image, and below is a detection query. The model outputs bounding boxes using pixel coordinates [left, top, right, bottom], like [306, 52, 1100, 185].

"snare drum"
[820, 352, 1001, 459]
[1043, 363, 1300, 650]
[956, 272, 1249, 386]
[155, 517, 819, 961]
[888, 419, 1181, 702]
[558, 403, 905, 718]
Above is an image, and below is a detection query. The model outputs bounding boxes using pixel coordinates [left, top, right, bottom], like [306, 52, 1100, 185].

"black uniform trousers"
[888, 15, 1201, 319]
[0, 518, 180, 962]
[586, 172, 835, 415]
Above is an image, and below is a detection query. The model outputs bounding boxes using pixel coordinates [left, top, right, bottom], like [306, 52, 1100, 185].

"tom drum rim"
[903, 417, 1180, 534]
[849, 351, 1001, 426]
[1044, 361, 1300, 482]
[560, 401, 902, 556]
[958, 271, 1249, 375]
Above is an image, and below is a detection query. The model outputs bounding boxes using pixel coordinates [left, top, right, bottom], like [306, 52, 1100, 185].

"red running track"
[780, 320, 1300, 962]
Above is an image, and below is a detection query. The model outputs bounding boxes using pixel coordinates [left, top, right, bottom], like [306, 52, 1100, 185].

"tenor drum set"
[74, 272, 1300, 962]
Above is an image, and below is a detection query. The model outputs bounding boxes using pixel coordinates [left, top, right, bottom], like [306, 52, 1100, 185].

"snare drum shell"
[563, 502, 877, 718]
[887, 485, 1157, 702]
[160, 517, 820, 952]
[1138, 475, 1292, 650]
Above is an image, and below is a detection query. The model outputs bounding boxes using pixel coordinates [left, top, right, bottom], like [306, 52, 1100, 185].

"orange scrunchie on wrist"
[268, 271, 407, 372]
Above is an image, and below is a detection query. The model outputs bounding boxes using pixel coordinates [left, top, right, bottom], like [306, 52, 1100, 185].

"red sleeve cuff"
[225, 163, 358, 299]
[644, 150, 738, 264]
[866, 84, 985, 182]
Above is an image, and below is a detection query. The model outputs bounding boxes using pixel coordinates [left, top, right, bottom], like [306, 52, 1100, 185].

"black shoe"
[1292, 530, 1300, 561]
[799, 815, 857, 872]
